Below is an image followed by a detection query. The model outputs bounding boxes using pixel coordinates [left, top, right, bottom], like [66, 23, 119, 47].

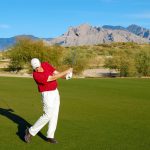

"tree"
[7, 38, 44, 72]
[135, 50, 150, 76]
[63, 47, 94, 74]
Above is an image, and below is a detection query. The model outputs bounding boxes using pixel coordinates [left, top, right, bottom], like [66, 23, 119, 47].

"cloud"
[0, 24, 11, 29]
[125, 12, 150, 19]
[133, 13, 150, 19]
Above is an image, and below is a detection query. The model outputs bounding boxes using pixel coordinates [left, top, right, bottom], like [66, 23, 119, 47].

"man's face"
[35, 66, 43, 72]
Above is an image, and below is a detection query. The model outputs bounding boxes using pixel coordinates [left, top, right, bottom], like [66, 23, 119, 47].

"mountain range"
[0, 24, 150, 50]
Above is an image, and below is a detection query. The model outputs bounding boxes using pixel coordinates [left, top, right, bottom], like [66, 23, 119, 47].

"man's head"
[31, 58, 41, 70]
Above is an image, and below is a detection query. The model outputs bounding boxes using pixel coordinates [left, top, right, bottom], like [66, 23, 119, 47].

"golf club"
[1, 98, 14, 112]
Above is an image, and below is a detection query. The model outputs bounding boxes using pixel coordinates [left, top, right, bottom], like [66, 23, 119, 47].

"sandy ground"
[0, 72, 32, 78]
[82, 68, 117, 77]
[0, 70, 149, 79]
[0, 68, 117, 78]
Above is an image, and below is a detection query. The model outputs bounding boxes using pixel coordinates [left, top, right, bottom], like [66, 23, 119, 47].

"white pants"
[29, 89, 60, 138]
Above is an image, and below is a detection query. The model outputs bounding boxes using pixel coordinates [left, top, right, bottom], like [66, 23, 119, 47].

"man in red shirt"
[24, 58, 73, 144]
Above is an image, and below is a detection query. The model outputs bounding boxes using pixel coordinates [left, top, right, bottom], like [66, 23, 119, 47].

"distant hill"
[0, 37, 16, 50]
[0, 24, 150, 50]
[102, 25, 126, 31]
[0, 35, 53, 51]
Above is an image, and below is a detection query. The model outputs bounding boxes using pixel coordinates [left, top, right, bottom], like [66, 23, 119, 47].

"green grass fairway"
[0, 77, 150, 150]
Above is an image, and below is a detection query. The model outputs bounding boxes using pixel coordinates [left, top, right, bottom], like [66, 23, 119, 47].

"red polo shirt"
[33, 62, 58, 92]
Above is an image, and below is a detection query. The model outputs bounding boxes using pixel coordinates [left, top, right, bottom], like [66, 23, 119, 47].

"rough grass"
[0, 77, 150, 150]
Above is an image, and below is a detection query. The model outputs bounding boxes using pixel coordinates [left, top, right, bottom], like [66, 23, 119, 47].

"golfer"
[24, 58, 73, 144]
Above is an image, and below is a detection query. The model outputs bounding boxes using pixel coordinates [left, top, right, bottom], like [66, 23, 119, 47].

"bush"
[104, 49, 137, 77]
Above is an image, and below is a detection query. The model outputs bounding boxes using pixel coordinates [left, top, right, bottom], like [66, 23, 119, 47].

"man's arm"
[47, 68, 73, 82]
[53, 70, 67, 79]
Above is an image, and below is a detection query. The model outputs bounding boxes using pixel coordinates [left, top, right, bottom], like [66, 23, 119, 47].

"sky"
[0, 0, 150, 38]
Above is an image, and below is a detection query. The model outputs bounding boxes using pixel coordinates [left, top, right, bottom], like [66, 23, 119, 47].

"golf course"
[0, 77, 150, 150]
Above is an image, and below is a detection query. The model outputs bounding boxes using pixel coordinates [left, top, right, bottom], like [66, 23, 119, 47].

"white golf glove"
[66, 72, 73, 80]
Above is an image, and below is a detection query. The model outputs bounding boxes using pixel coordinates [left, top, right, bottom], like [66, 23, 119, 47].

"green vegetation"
[103, 43, 150, 77]
[2, 41, 150, 76]
[0, 77, 150, 150]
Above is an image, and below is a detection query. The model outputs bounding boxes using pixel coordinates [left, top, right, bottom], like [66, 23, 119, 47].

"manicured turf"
[0, 77, 150, 150]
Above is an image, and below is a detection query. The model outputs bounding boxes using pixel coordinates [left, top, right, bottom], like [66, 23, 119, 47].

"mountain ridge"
[0, 24, 150, 50]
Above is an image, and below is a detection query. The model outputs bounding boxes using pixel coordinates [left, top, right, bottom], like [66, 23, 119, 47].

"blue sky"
[0, 0, 150, 38]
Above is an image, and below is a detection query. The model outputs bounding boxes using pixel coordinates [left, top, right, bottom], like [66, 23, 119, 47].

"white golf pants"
[29, 89, 60, 138]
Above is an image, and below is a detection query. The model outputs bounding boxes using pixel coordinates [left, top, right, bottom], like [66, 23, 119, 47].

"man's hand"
[68, 68, 73, 73]
[66, 72, 73, 80]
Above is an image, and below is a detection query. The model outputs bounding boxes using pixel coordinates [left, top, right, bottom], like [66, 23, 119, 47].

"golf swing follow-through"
[24, 58, 73, 144]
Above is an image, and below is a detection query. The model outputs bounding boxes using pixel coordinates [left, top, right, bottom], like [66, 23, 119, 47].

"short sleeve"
[33, 72, 48, 84]
[45, 62, 56, 73]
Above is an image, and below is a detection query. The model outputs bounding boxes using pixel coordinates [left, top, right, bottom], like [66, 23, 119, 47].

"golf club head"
[7, 108, 14, 112]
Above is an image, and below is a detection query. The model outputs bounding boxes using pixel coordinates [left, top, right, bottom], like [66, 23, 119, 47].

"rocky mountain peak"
[66, 23, 98, 37]
[47, 24, 149, 46]
[127, 24, 150, 39]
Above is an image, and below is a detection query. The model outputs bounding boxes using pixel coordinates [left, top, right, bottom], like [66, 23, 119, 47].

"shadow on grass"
[0, 107, 47, 142]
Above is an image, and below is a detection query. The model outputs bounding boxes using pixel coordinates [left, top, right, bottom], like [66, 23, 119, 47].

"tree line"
[3, 39, 150, 77]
